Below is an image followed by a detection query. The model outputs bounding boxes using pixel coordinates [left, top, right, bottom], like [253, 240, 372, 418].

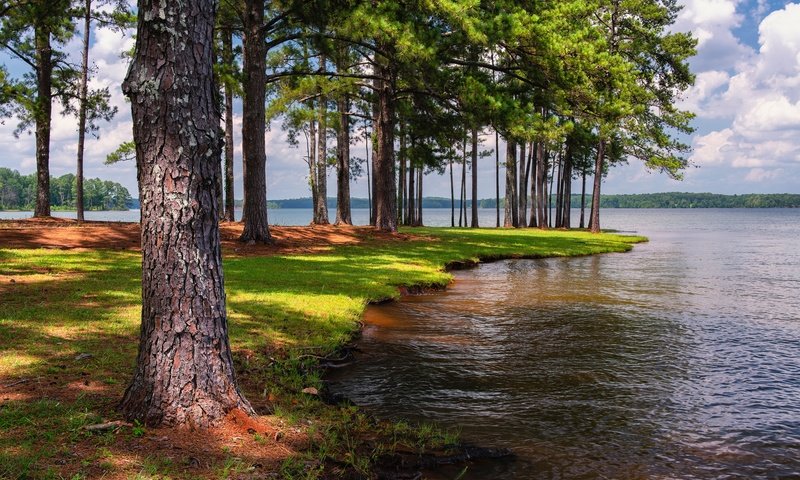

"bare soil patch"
[0, 218, 420, 255]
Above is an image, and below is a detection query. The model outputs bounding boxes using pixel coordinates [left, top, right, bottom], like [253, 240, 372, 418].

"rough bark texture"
[75, 0, 91, 222]
[373, 58, 397, 232]
[589, 140, 605, 233]
[119, 0, 252, 427]
[239, 0, 272, 243]
[335, 94, 351, 225]
[34, 22, 53, 218]
[222, 28, 235, 222]
[470, 127, 478, 228]
[503, 140, 516, 227]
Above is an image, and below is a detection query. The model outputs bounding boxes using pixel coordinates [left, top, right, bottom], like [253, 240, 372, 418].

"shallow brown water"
[326, 209, 800, 479]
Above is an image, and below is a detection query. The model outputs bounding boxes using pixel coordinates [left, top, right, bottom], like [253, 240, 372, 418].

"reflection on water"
[326, 209, 800, 479]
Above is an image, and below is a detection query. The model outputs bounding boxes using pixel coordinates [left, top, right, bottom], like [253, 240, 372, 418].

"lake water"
[325, 209, 800, 479]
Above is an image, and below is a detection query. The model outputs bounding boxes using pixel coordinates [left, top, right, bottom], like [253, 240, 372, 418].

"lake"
[325, 209, 800, 479]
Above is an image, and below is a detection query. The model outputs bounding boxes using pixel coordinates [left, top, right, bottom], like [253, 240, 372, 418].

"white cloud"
[687, 2, 800, 186]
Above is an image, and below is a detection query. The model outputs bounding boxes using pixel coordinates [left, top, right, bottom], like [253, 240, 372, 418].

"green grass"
[0, 227, 645, 478]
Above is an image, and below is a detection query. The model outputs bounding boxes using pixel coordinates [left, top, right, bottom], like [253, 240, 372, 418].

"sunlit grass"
[0, 227, 645, 478]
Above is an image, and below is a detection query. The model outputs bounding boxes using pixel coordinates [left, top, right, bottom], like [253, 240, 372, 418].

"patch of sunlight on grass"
[0, 353, 40, 375]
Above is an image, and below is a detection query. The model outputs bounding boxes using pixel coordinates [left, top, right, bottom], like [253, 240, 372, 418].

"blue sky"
[1, 0, 798, 200]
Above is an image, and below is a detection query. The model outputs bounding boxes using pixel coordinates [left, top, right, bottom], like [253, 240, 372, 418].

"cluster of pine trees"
[0, 168, 131, 211]
[226, 0, 696, 235]
[1, 0, 695, 236]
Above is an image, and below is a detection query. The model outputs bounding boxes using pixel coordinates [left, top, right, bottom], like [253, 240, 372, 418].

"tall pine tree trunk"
[470, 127, 478, 227]
[373, 57, 397, 232]
[335, 94, 351, 225]
[34, 22, 53, 218]
[407, 156, 415, 226]
[536, 143, 547, 229]
[503, 140, 516, 227]
[416, 165, 423, 226]
[314, 70, 329, 224]
[589, 140, 605, 233]
[579, 169, 587, 228]
[449, 155, 455, 227]
[529, 142, 538, 227]
[517, 142, 526, 228]
[459, 135, 466, 227]
[398, 125, 406, 224]
[119, 0, 252, 427]
[222, 28, 235, 222]
[239, 0, 272, 242]
[495, 130, 500, 227]
[75, 0, 91, 222]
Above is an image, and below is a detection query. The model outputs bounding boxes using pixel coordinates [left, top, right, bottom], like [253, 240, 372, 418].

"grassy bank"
[0, 227, 645, 479]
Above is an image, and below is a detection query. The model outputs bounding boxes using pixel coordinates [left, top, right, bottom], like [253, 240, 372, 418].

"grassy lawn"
[0, 227, 644, 479]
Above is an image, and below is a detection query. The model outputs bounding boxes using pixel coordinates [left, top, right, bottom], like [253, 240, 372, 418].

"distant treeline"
[0, 168, 133, 211]
[261, 193, 800, 209]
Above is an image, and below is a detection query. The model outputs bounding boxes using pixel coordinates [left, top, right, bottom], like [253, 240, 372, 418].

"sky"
[1, 0, 798, 200]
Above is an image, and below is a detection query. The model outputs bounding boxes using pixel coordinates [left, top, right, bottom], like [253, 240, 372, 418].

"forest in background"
[268, 193, 800, 209]
[0, 168, 131, 211]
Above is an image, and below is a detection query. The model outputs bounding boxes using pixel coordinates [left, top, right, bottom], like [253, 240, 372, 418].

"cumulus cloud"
[688, 2, 800, 184]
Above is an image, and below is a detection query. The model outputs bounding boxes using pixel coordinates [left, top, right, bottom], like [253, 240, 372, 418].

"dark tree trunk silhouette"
[503, 140, 517, 227]
[495, 130, 500, 227]
[373, 58, 397, 232]
[579, 169, 587, 228]
[239, 0, 272, 242]
[335, 94, 351, 225]
[34, 21, 53, 218]
[119, 0, 252, 427]
[398, 126, 406, 224]
[222, 28, 236, 222]
[449, 154, 455, 227]
[470, 127, 478, 227]
[75, 0, 91, 222]
[314, 67, 329, 225]
[517, 142, 527, 228]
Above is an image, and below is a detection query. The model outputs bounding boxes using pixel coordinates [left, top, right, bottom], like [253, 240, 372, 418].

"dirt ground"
[0, 217, 417, 255]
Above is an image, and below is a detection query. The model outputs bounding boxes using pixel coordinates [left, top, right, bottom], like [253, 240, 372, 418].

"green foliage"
[0, 167, 132, 210]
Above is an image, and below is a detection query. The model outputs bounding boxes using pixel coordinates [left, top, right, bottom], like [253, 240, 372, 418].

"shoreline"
[0, 221, 645, 479]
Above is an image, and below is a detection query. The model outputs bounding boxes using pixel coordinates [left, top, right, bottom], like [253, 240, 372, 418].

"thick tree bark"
[75, 0, 91, 222]
[470, 127, 478, 228]
[314, 69, 329, 225]
[34, 23, 53, 218]
[407, 155, 415, 226]
[589, 140, 605, 233]
[503, 140, 517, 227]
[222, 28, 236, 222]
[373, 59, 397, 232]
[239, 0, 272, 242]
[335, 94, 351, 225]
[119, 0, 252, 427]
